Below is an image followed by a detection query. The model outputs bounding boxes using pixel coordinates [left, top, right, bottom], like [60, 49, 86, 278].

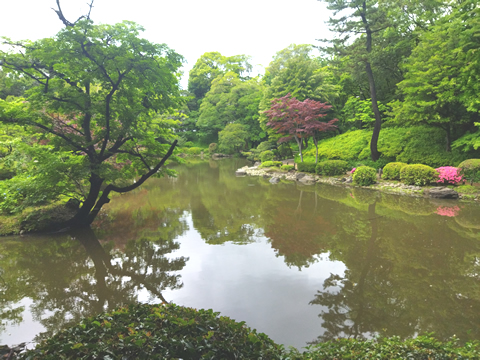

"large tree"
[0, 3, 183, 228]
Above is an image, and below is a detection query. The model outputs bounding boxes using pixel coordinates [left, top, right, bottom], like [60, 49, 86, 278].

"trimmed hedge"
[382, 162, 407, 180]
[259, 161, 282, 168]
[352, 166, 377, 186]
[316, 160, 349, 176]
[458, 159, 480, 185]
[297, 162, 316, 173]
[281, 165, 295, 171]
[400, 164, 439, 186]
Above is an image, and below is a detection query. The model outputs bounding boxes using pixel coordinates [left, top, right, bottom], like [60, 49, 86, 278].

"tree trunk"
[295, 135, 304, 162]
[445, 124, 452, 152]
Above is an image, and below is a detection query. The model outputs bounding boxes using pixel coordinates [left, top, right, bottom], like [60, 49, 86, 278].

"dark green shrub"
[382, 162, 408, 180]
[209, 143, 217, 153]
[281, 165, 295, 171]
[458, 159, 480, 185]
[21, 303, 285, 360]
[183, 141, 194, 147]
[259, 161, 282, 168]
[352, 166, 377, 186]
[297, 162, 316, 173]
[400, 164, 439, 186]
[316, 160, 349, 176]
[260, 150, 275, 162]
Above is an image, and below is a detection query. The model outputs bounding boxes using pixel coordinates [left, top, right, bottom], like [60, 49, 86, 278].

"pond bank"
[236, 164, 479, 201]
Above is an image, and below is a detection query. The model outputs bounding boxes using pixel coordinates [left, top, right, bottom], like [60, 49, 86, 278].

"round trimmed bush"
[186, 147, 202, 155]
[352, 166, 377, 186]
[316, 160, 349, 176]
[281, 164, 295, 171]
[260, 150, 275, 162]
[22, 303, 284, 359]
[400, 164, 439, 186]
[297, 162, 316, 173]
[382, 162, 407, 180]
[259, 161, 282, 168]
[208, 143, 217, 153]
[458, 159, 480, 185]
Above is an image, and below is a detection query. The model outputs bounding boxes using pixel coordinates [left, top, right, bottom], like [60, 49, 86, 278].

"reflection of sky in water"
[161, 216, 345, 349]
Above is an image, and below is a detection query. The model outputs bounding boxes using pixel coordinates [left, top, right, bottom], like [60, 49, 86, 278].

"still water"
[1, 159, 480, 349]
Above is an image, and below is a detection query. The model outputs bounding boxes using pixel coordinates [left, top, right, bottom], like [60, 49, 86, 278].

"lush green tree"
[0, 9, 183, 227]
[391, 0, 480, 152]
[0, 68, 38, 99]
[218, 123, 249, 154]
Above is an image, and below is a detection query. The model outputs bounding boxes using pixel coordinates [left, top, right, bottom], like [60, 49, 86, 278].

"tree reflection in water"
[0, 228, 188, 342]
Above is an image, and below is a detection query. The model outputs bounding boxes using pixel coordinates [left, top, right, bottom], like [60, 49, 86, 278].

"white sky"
[0, 0, 332, 89]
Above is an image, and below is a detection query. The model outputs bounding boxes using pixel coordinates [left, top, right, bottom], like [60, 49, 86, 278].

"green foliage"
[259, 161, 282, 168]
[304, 127, 469, 168]
[280, 165, 295, 171]
[343, 97, 389, 129]
[186, 147, 203, 155]
[304, 335, 480, 359]
[352, 166, 377, 186]
[315, 160, 349, 176]
[260, 150, 275, 162]
[297, 162, 316, 173]
[21, 303, 285, 360]
[208, 143, 217, 153]
[218, 123, 248, 154]
[458, 159, 480, 185]
[382, 162, 408, 180]
[400, 164, 439, 186]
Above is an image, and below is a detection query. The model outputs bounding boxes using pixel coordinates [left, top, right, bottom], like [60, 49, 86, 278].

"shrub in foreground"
[260, 150, 275, 162]
[259, 161, 282, 168]
[458, 159, 480, 185]
[316, 160, 349, 176]
[382, 162, 407, 180]
[400, 164, 439, 186]
[21, 303, 284, 360]
[352, 166, 377, 186]
[297, 162, 316, 173]
[186, 147, 203, 155]
[436, 166, 462, 185]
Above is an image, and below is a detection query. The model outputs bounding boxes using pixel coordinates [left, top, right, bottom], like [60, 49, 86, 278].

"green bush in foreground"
[297, 162, 316, 173]
[458, 159, 480, 185]
[400, 164, 439, 186]
[352, 166, 377, 186]
[382, 162, 408, 180]
[186, 147, 203, 155]
[21, 303, 284, 360]
[20, 303, 480, 360]
[281, 165, 295, 171]
[259, 161, 282, 168]
[316, 160, 349, 176]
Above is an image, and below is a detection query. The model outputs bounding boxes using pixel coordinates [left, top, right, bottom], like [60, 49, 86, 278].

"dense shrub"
[316, 160, 349, 176]
[436, 166, 462, 185]
[281, 165, 295, 171]
[352, 166, 377, 186]
[297, 162, 316, 173]
[382, 162, 407, 180]
[259, 161, 282, 168]
[260, 150, 275, 162]
[21, 303, 285, 360]
[208, 143, 217, 153]
[400, 164, 439, 186]
[458, 159, 480, 185]
[186, 147, 203, 155]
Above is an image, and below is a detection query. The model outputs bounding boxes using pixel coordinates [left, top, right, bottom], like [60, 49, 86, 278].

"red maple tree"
[264, 94, 338, 162]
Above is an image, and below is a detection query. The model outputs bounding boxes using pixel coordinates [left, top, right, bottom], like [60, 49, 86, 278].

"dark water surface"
[2, 159, 480, 349]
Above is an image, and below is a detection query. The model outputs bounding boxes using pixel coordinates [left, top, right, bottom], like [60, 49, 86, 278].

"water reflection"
[2, 159, 480, 348]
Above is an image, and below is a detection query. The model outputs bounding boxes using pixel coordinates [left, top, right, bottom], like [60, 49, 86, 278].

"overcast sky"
[0, 0, 332, 89]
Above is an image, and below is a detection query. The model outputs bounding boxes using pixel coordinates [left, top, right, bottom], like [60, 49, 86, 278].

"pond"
[1, 158, 480, 349]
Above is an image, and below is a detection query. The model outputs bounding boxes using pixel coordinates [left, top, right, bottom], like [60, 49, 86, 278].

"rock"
[235, 170, 247, 176]
[296, 173, 306, 181]
[254, 161, 261, 167]
[263, 174, 270, 179]
[269, 177, 280, 184]
[425, 187, 459, 199]
[299, 175, 316, 185]
[345, 176, 353, 184]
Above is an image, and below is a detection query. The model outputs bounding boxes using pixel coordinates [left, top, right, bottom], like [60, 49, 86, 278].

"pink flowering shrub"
[435, 166, 462, 185]
[436, 206, 460, 217]
[350, 168, 356, 174]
